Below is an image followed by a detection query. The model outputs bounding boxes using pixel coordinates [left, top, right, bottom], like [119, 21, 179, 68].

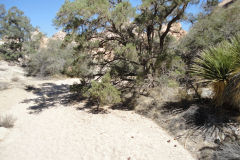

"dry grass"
[0, 114, 16, 128]
[11, 77, 20, 82]
[0, 82, 9, 91]
[0, 68, 7, 71]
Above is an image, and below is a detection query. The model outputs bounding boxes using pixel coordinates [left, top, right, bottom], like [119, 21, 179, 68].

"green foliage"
[0, 5, 33, 60]
[191, 34, 240, 106]
[68, 53, 95, 79]
[27, 39, 74, 77]
[192, 43, 239, 83]
[111, 1, 136, 28]
[179, 0, 240, 64]
[54, 0, 198, 87]
[84, 73, 121, 108]
[23, 31, 45, 55]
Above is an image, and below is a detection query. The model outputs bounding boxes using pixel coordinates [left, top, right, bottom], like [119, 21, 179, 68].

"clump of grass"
[11, 77, 19, 82]
[0, 114, 16, 128]
[0, 68, 7, 71]
[0, 82, 9, 91]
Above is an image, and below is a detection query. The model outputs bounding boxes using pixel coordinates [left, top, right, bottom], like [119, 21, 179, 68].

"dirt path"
[0, 61, 195, 160]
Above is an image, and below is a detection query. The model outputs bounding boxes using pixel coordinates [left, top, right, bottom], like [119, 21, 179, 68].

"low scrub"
[85, 73, 121, 109]
[27, 39, 74, 77]
[71, 73, 121, 111]
[0, 82, 9, 91]
[0, 114, 16, 128]
[11, 77, 20, 82]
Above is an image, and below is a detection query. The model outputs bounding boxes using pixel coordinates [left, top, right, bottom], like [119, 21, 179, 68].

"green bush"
[191, 35, 240, 106]
[27, 39, 74, 77]
[0, 114, 16, 128]
[83, 73, 121, 110]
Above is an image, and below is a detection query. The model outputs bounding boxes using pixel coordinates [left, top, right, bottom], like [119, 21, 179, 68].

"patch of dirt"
[0, 61, 194, 160]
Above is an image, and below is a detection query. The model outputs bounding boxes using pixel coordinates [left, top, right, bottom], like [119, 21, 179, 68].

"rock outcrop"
[31, 30, 67, 49]
[51, 31, 66, 41]
[167, 23, 187, 40]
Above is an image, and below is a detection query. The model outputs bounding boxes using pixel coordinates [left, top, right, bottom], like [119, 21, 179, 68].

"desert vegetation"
[27, 39, 75, 77]
[0, 114, 16, 128]
[1, 0, 240, 159]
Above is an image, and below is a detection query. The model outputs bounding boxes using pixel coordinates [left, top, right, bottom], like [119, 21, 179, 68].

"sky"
[0, 0, 203, 37]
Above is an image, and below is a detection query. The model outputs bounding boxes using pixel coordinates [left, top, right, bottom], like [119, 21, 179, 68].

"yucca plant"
[222, 35, 240, 110]
[191, 35, 240, 107]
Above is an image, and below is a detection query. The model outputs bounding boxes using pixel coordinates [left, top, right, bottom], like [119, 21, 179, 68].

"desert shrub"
[191, 35, 240, 106]
[0, 82, 9, 90]
[27, 39, 74, 77]
[11, 77, 19, 82]
[23, 31, 45, 55]
[83, 73, 121, 110]
[0, 114, 16, 128]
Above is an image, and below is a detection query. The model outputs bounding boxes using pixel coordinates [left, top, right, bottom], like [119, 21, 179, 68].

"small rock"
[167, 140, 171, 143]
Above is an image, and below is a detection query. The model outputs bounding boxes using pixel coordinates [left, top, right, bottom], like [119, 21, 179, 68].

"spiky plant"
[191, 35, 240, 106]
[222, 35, 240, 110]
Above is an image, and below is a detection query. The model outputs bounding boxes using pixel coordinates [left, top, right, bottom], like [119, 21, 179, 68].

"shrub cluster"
[27, 39, 74, 77]
[0, 114, 16, 128]
[191, 35, 240, 108]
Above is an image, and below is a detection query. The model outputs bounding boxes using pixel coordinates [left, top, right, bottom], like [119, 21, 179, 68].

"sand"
[0, 60, 195, 160]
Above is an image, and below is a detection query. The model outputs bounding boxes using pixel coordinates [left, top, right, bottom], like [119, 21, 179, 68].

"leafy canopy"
[54, 0, 200, 89]
[0, 5, 33, 60]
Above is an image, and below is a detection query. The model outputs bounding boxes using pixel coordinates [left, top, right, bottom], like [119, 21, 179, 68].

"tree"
[0, 5, 33, 60]
[54, 0, 200, 90]
[0, 4, 6, 38]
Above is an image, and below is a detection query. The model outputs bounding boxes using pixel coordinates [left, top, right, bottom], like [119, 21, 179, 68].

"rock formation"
[167, 23, 187, 40]
[51, 31, 66, 41]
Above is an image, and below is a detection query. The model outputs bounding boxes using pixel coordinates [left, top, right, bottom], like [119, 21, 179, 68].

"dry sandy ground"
[0, 61, 195, 160]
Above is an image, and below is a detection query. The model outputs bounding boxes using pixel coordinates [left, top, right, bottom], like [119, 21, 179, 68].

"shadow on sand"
[22, 83, 82, 114]
[22, 83, 109, 114]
